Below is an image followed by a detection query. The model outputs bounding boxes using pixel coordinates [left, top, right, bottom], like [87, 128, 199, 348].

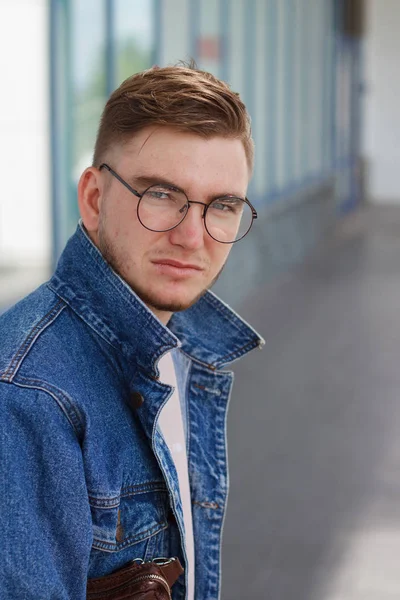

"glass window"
[197, 0, 221, 77]
[72, 0, 106, 175]
[322, 0, 334, 171]
[293, 0, 304, 183]
[53, 0, 156, 256]
[254, 0, 268, 197]
[275, 0, 286, 190]
[115, 0, 155, 85]
[229, 0, 245, 98]
[298, 0, 313, 181]
[162, 0, 190, 65]
[308, 0, 325, 175]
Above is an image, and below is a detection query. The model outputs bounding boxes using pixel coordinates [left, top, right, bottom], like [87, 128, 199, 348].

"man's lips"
[151, 259, 204, 276]
[153, 259, 203, 270]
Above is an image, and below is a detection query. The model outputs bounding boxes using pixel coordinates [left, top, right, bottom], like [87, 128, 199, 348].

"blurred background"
[2, 1, 400, 598]
[0, 0, 366, 308]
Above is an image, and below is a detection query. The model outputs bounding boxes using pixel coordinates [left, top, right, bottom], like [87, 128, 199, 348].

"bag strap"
[158, 559, 184, 587]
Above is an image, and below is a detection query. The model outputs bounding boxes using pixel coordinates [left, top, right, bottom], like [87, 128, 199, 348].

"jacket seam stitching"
[216, 339, 260, 366]
[79, 235, 170, 343]
[178, 340, 258, 370]
[71, 231, 176, 345]
[92, 522, 168, 551]
[1, 299, 65, 382]
[9, 377, 84, 439]
[88, 483, 168, 506]
[47, 281, 122, 354]
[177, 348, 218, 371]
[203, 291, 253, 335]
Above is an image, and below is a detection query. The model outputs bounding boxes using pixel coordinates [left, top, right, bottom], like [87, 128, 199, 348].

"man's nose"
[168, 203, 206, 249]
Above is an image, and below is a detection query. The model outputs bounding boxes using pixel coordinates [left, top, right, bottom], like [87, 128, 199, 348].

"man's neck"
[147, 305, 173, 326]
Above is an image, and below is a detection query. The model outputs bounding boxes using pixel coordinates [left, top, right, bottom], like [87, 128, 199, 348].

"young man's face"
[80, 126, 249, 324]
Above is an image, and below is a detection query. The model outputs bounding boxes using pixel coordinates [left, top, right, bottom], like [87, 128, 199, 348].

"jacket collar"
[49, 224, 264, 376]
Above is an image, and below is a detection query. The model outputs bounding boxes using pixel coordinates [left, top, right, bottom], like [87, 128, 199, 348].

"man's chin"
[138, 287, 208, 314]
[127, 267, 225, 317]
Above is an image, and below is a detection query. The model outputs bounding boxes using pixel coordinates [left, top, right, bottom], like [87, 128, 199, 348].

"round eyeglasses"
[99, 163, 257, 244]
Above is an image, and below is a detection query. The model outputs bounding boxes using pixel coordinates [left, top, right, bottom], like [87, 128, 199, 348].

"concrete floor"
[222, 205, 400, 600]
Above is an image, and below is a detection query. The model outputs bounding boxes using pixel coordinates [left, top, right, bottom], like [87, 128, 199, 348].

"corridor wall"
[50, 0, 363, 306]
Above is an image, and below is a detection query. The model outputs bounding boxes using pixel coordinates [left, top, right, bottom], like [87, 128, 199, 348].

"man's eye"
[211, 200, 242, 213]
[213, 203, 229, 212]
[144, 187, 184, 205]
[148, 190, 169, 199]
[145, 185, 178, 199]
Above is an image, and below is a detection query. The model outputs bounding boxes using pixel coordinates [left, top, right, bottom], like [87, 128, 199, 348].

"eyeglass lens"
[138, 185, 253, 243]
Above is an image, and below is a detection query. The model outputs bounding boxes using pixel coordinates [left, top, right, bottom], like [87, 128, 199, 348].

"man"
[0, 65, 263, 599]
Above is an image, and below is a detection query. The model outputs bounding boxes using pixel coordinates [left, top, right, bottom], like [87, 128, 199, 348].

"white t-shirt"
[158, 351, 195, 600]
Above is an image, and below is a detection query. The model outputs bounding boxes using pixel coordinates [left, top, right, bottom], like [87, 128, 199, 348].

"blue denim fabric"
[0, 224, 263, 600]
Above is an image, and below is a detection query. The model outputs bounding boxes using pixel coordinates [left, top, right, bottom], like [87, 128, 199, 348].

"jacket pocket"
[89, 482, 169, 553]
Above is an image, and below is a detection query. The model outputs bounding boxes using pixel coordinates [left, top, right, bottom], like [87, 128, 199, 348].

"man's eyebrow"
[132, 174, 245, 200]
[132, 174, 183, 191]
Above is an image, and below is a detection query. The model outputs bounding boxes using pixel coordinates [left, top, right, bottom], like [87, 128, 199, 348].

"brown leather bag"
[86, 557, 184, 600]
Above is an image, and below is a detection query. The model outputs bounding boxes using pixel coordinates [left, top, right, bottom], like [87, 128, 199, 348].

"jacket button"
[130, 391, 144, 409]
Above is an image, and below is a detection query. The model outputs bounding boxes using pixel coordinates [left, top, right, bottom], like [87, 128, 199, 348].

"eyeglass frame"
[99, 163, 257, 244]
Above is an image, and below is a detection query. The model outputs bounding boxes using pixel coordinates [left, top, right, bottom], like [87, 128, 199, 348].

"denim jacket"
[0, 224, 263, 600]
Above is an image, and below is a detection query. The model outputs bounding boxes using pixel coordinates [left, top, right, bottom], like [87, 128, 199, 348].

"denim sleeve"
[0, 382, 92, 599]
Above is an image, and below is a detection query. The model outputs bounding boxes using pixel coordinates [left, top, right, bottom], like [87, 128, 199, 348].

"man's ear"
[77, 167, 104, 237]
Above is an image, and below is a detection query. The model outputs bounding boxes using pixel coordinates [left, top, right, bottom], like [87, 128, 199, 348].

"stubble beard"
[97, 226, 226, 315]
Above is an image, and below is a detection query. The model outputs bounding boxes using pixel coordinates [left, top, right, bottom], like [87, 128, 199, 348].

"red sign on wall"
[197, 36, 221, 61]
